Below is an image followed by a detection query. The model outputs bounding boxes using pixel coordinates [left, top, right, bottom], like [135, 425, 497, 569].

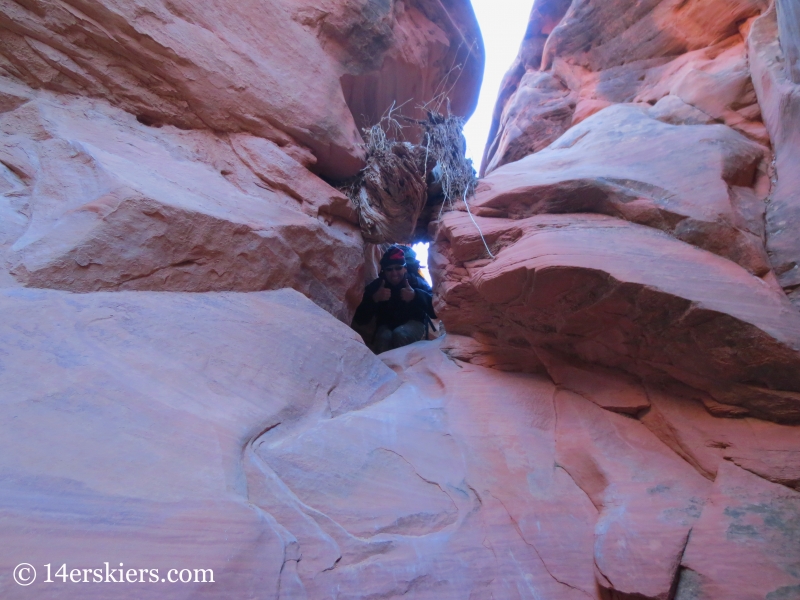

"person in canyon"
[354, 245, 436, 353]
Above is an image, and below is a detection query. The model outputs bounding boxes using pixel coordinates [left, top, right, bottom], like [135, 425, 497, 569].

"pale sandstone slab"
[556, 390, 710, 600]
[648, 94, 716, 126]
[641, 384, 800, 489]
[0, 288, 398, 599]
[254, 341, 598, 599]
[0, 290, 598, 599]
[2, 288, 797, 599]
[386, 344, 600, 598]
[537, 349, 651, 415]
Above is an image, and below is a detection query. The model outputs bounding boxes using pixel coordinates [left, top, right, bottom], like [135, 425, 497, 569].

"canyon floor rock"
[2, 294, 798, 599]
[2, 0, 800, 595]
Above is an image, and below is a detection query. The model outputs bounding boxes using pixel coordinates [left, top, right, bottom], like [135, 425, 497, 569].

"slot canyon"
[0, 0, 799, 598]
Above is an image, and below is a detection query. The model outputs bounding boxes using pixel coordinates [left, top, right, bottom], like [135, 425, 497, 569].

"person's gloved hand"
[372, 280, 391, 303]
[400, 279, 416, 303]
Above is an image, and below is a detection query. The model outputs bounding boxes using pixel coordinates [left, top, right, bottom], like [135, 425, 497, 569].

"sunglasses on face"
[384, 265, 405, 273]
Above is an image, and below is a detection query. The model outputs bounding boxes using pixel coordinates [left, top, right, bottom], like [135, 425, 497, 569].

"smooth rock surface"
[677, 462, 800, 600]
[556, 390, 709, 599]
[641, 384, 800, 488]
[539, 349, 651, 415]
[439, 0, 800, 438]
[482, 71, 576, 175]
[1, 0, 800, 596]
[749, 4, 800, 303]
[4, 294, 798, 599]
[0, 288, 399, 599]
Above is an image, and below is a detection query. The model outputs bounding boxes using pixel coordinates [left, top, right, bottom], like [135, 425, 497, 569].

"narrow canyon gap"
[0, 0, 799, 598]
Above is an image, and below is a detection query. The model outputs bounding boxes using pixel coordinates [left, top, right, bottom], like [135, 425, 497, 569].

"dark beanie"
[398, 244, 420, 270]
[380, 246, 406, 268]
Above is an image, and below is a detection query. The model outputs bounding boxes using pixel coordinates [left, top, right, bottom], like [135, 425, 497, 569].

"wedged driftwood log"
[347, 111, 476, 244]
[349, 142, 428, 244]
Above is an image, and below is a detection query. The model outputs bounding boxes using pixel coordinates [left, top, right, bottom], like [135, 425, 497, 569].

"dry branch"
[343, 105, 476, 245]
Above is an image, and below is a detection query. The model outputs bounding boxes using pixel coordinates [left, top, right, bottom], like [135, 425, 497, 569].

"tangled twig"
[341, 98, 491, 259]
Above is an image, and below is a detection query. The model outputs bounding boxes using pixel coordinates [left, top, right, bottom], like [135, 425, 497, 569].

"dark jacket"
[354, 273, 436, 330]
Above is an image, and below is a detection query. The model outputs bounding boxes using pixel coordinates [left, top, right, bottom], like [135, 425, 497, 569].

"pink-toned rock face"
[426, 0, 800, 593]
[0, 0, 483, 320]
[0, 288, 400, 599]
[555, 390, 710, 599]
[434, 211, 800, 422]
[0, 0, 483, 178]
[3, 316, 798, 599]
[475, 104, 770, 275]
[0, 92, 366, 320]
[749, 3, 800, 303]
[1, 0, 800, 597]
[641, 384, 800, 488]
[482, 71, 576, 175]
[480, 0, 800, 305]
[677, 462, 800, 600]
[436, 0, 800, 419]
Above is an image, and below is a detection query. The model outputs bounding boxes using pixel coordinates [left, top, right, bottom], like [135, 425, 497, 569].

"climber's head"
[397, 244, 421, 277]
[380, 246, 407, 286]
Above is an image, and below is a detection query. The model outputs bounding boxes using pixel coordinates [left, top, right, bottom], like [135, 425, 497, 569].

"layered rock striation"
[429, 0, 800, 596]
[1, 0, 800, 598]
[0, 0, 483, 177]
[435, 0, 800, 425]
[0, 0, 483, 321]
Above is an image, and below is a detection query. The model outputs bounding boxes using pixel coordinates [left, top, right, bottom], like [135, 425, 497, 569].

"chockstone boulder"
[1, 0, 800, 599]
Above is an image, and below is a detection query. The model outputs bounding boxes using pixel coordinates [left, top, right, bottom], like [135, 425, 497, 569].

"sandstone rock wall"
[478, 0, 800, 305]
[0, 0, 482, 177]
[2, 308, 798, 599]
[437, 0, 800, 423]
[428, 0, 800, 596]
[1, 0, 800, 598]
[0, 0, 483, 320]
[0, 90, 366, 320]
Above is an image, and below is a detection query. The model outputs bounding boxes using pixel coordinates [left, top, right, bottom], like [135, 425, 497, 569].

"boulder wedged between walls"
[0, 0, 484, 321]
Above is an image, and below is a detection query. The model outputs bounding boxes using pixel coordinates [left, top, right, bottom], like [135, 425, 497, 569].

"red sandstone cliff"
[1, 0, 799, 599]
[430, 0, 800, 596]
